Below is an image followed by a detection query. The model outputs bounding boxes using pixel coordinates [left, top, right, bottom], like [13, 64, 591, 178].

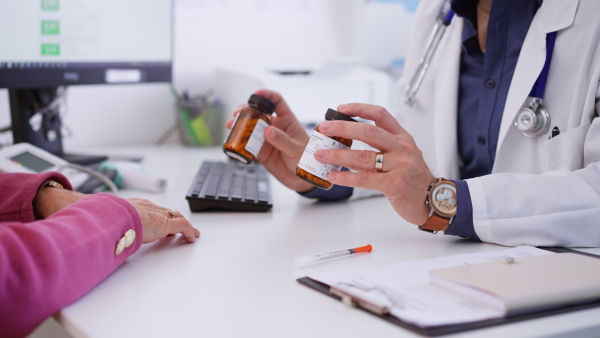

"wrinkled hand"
[226, 88, 314, 193]
[126, 198, 200, 244]
[34, 187, 200, 243]
[313, 103, 435, 225]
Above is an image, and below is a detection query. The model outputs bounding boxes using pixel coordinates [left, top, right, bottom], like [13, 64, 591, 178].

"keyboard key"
[231, 175, 244, 201]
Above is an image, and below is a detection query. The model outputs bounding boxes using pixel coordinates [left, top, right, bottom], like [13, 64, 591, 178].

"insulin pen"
[294, 244, 373, 268]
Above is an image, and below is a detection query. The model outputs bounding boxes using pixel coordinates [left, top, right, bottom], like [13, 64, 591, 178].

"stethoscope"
[404, 0, 556, 139]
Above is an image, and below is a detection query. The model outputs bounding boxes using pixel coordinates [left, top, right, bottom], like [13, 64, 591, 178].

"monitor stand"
[9, 87, 108, 166]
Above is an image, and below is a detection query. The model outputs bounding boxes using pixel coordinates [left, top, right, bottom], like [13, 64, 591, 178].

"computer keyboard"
[186, 160, 273, 212]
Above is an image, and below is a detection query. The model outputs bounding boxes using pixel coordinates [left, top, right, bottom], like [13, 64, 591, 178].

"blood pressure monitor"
[0, 143, 89, 188]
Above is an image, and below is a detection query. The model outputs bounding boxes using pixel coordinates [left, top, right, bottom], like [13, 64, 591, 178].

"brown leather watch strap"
[420, 177, 456, 234]
[419, 214, 450, 233]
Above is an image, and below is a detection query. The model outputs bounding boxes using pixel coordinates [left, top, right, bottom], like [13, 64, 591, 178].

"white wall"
[173, 0, 366, 93]
[359, 1, 416, 71]
[0, 0, 417, 149]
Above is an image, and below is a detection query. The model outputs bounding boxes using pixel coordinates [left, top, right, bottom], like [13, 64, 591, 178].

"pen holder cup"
[176, 97, 224, 146]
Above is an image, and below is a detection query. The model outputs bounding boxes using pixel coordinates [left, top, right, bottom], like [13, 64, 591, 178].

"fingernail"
[338, 104, 348, 112]
[265, 126, 275, 139]
[315, 149, 326, 159]
[328, 172, 337, 181]
[319, 121, 331, 131]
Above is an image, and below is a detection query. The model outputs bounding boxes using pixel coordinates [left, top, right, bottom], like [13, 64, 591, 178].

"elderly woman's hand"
[126, 198, 199, 243]
[34, 186, 200, 243]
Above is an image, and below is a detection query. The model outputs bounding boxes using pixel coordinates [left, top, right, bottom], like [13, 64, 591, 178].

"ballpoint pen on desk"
[294, 244, 373, 268]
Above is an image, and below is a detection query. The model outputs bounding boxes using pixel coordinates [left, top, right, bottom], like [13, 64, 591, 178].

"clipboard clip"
[330, 286, 390, 316]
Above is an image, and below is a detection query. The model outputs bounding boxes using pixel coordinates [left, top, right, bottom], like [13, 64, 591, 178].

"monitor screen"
[0, 0, 172, 88]
[0, 0, 173, 164]
[10, 151, 55, 172]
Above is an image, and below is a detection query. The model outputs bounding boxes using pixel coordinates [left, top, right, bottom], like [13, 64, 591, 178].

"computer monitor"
[0, 0, 172, 164]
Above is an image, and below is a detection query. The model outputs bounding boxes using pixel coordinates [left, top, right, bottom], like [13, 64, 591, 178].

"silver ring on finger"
[168, 210, 179, 218]
[374, 152, 384, 172]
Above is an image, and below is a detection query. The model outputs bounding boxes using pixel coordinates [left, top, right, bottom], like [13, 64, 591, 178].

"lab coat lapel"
[432, 18, 463, 178]
[496, 0, 578, 152]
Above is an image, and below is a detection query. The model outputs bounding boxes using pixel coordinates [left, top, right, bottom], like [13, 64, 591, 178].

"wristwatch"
[419, 178, 457, 233]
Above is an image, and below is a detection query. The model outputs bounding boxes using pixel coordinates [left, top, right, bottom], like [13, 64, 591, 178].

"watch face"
[430, 182, 457, 216]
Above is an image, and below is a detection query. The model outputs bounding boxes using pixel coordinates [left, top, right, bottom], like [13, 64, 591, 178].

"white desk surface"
[57, 146, 600, 338]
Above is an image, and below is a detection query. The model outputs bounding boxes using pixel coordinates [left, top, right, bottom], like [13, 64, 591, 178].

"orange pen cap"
[354, 244, 373, 254]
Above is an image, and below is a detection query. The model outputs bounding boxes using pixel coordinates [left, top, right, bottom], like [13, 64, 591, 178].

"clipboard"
[296, 247, 600, 337]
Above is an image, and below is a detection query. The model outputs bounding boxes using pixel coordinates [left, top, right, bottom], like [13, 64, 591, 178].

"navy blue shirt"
[445, 0, 540, 241]
[453, 0, 541, 180]
[302, 0, 541, 241]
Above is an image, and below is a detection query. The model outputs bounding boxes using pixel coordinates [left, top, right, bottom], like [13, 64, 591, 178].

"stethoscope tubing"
[404, 4, 454, 107]
[404, 1, 558, 139]
[529, 31, 557, 99]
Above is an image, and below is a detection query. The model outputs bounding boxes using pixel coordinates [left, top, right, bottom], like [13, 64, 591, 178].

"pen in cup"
[294, 244, 373, 268]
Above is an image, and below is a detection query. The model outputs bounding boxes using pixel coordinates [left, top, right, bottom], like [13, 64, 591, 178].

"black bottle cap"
[248, 94, 276, 113]
[325, 108, 357, 122]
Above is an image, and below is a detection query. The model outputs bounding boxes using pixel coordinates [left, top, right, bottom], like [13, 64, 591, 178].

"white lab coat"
[392, 0, 600, 247]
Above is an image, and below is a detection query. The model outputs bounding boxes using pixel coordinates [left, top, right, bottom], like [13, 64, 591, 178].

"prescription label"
[245, 118, 269, 157]
[297, 130, 350, 181]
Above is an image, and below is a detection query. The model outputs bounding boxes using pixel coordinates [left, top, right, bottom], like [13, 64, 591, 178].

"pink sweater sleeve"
[0, 173, 143, 337]
[0, 172, 73, 223]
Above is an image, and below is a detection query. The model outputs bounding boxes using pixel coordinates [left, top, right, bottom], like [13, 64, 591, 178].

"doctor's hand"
[226, 89, 315, 193]
[313, 103, 435, 225]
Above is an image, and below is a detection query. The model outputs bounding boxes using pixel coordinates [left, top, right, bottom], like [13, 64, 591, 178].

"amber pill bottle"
[296, 108, 356, 190]
[223, 94, 276, 164]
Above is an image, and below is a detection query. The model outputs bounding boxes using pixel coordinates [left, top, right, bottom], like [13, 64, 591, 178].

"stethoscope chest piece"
[514, 30, 557, 139]
[514, 97, 551, 138]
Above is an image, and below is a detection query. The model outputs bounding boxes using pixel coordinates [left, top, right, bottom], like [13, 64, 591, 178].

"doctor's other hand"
[314, 103, 435, 225]
[226, 88, 314, 193]
[126, 198, 200, 244]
